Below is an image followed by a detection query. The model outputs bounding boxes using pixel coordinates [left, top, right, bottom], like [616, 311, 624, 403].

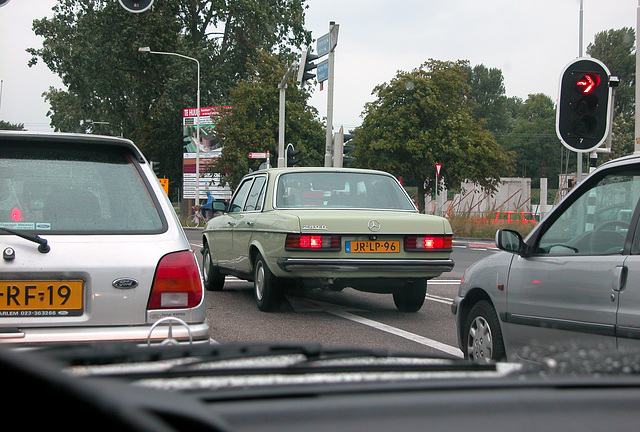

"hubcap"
[255, 261, 265, 301]
[467, 316, 493, 361]
[203, 250, 211, 282]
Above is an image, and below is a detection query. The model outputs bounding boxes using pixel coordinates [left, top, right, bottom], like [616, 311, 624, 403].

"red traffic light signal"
[556, 57, 612, 153]
[575, 73, 600, 94]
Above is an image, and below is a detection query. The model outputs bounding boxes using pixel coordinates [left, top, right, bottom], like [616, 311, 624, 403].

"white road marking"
[296, 297, 463, 358]
[425, 294, 453, 305]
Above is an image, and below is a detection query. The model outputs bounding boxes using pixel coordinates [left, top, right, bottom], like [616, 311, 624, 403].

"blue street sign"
[317, 60, 329, 83]
[317, 33, 330, 57]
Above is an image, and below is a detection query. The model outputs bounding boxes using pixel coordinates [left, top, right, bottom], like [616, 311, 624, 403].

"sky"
[0, 0, 638, 132]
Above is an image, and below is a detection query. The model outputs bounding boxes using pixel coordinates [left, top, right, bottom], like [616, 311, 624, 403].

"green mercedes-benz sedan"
[201, 168, 454, 312]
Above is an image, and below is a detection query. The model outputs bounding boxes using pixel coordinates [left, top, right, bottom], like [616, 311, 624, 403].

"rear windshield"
[275, 171, 416, 211]
[0, 140, 165, 233]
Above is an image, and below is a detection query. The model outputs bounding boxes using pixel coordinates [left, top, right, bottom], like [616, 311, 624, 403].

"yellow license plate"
[346, 240, 400, 253]
[0, 280, 84, 317]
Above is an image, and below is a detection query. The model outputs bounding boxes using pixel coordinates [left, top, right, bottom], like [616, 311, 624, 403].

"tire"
[464, 300, 506, 361]
[185, 214, 200, 228]
[202, 243, 225, 291]
[253, 253, 281, 312]
[392, 279, 427, 312]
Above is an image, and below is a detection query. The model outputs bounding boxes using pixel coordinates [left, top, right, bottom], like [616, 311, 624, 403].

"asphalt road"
[186, 229, 496, 358]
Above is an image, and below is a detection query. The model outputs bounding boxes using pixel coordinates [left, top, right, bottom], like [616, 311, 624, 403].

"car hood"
[279, 209, 452, 235]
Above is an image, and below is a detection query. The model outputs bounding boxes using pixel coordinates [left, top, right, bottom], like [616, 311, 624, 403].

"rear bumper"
[0, 321, 211, 345]
[277, 258, 455, 273]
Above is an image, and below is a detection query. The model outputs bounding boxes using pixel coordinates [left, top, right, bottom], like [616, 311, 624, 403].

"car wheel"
[202, 244, 225, 291]
[464, 300, 506, 361]
[392, 279, 427, 312]
[254, 253, 281, 312]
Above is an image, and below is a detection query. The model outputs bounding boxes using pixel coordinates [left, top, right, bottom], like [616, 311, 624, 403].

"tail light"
[285, 234, 341, 250]
[147, 251, 203, 310]
[404, 235, 452, 251]
[11, 207, 22, 221]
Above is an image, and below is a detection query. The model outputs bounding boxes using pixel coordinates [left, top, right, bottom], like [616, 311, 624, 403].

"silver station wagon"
[453, 153, 640, 361]
[0, 131, 209, 345]
[201, 167, 454, 312]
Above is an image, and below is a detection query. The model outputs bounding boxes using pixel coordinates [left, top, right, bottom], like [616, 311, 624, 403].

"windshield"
[275, 171, 416, 210]
[2, 1, 640, 420]
[0, 140, 164, 233]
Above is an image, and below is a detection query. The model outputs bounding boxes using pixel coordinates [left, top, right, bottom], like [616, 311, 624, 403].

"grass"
[447, 214, 536, 239]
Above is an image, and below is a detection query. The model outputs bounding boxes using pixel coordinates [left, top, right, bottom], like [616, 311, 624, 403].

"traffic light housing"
[286, 144, 300, 167]
[556, 57, 613, 153]
[150, 161, 161, 176]
[342, 133, 355, 166]
[118, 0, 154, 13]
[297, 46, 319, 85]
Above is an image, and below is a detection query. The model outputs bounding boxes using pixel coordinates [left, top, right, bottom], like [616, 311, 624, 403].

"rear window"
[0, 140, 165, 233]
[275, 171, 416, 211]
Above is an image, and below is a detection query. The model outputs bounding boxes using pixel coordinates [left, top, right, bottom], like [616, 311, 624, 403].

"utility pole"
[636, 0, 640, 153]
[324, 22, 339, 167]
[278, 64, 296, 168]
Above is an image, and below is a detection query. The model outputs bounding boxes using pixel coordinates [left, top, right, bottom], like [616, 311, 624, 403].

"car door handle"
[612, 265, 627, 292]
[246, 221, 254, 226]
[228, 221, 236, 227]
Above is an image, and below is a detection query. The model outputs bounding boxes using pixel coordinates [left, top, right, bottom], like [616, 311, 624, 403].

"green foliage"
[500, 93, 561, 188]
[464, 64, 512, 135]
[587, 28, 636, 162]
[353, 59, 512, 212]
[0, 121, 25, 131]
[26, 0, 312, 192]
[212, 51, 324, 189]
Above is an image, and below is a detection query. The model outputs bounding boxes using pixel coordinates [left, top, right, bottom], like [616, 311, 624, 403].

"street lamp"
[138, 46, 201, 206]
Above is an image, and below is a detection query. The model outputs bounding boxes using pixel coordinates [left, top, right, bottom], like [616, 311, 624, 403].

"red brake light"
[147, 251, 203, 310]
[404, 235, 452, 251]
[286, 234, 341, 250]
[11, 207, 22, 221]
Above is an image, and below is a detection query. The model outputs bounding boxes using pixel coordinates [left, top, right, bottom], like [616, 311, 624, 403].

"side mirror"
[495, 229, 524, 255]
[212, 201, 227, 212]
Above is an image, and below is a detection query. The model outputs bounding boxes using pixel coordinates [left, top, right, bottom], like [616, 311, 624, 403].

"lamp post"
[138, 47, 201, 206]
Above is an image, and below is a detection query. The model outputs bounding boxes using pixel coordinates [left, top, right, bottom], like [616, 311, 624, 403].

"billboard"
[182, 106, 233, 200]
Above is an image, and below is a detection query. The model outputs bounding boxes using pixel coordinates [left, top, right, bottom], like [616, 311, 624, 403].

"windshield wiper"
[0, 226, 50, 253]
[52, 342, 495, 379]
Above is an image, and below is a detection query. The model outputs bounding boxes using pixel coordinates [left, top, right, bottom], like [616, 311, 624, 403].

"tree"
[212, 51, 324, 189]
[502, 94, 561, 188]
[353, 59, 512, 212]
[27, 0, 312, 194]
[464, 64, 512, 135]
[587, 28, 636, 160]
[0, 121, 25, 131]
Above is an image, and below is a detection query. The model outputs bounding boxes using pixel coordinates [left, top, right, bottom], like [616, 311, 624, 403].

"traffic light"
[296, 46, 319, 85]
[286, 144, 300, 167]
[118, 0, 154, 13]
[342, 133, 355, 166]
[150, 161, 161, 176]
[556, 57, 613, 152]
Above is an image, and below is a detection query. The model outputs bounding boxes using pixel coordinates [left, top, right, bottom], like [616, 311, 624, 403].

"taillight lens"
[404, 235, 452, 251]
[147, 251, 203, 310]
[285, 234, 341, 250]
[11, 207, 22, 221]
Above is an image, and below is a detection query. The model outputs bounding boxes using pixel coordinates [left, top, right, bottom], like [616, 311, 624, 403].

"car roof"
[599, 153, 640, 169]
[0, 130, 147, 163]
[250, 167, 397, 177]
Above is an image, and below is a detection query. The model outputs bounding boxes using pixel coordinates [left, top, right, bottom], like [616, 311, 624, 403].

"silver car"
[0, 131, 209, 345]
[453, 154, 640, 361]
